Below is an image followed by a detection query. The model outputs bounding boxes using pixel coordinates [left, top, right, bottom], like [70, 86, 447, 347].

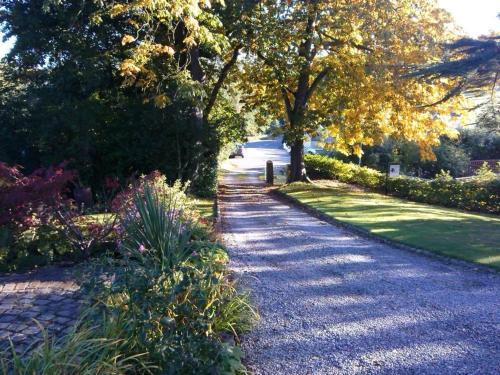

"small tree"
[0, 162, 75, 229]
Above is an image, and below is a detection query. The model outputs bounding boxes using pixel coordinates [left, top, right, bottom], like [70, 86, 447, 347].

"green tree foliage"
[408, 36, 500, 103]
[461, 128, 500, 161]
[342, 136, 471, 178]
[0, 1, 252, 196]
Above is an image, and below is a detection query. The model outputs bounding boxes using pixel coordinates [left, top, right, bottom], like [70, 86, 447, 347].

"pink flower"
[191, 251, 199, 257]
[138, 244, 146, 253]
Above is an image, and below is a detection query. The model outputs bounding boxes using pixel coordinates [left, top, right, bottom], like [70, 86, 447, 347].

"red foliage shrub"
[0, 162, 76, 229]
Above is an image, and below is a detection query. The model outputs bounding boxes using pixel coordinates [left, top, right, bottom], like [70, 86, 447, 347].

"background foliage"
[0, 0, 252, 197]
[305, 154, 500, 214]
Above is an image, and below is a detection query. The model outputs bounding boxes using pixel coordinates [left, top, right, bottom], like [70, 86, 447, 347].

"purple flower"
[138, 244, 146, 253]
[191, 251, 199, 257]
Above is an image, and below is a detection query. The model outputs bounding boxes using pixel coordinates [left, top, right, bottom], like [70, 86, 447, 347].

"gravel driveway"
[220, 139, 500, 375]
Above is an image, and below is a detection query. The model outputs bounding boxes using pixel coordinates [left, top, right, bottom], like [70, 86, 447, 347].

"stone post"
[266, 160, 274, 185]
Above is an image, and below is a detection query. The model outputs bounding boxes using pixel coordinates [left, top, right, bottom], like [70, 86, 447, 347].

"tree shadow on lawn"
[282, 188, 500, 268]
[224, 201, 499, 268]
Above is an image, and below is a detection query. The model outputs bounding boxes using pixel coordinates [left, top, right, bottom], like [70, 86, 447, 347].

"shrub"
[0, 162, 124, 271]
[304, 154, 499, 214]
[0, 225, 73, 272]
[305, 154, 385, 188]
[0, 162, 75, 229]
[3, 181, 256, 374]
[0, 162, 81, 271]
[112, 171, 194, 215]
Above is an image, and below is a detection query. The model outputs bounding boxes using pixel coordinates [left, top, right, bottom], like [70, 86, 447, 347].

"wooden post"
[266, 160, 274, 185]
[285, 164, 292, 183]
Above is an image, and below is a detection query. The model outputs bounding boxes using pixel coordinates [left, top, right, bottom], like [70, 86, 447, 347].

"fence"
[468, 159, 500, 175]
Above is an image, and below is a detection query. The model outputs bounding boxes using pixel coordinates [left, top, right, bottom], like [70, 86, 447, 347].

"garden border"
[271, 188, 499, 274]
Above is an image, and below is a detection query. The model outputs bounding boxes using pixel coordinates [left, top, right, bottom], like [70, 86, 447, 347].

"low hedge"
[305, 154, 500, 214]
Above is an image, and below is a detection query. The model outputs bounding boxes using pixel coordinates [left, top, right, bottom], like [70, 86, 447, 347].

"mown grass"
[280, 181, 500, 269]
[83, 196, 214, 221]
[192, 196, 215, 219]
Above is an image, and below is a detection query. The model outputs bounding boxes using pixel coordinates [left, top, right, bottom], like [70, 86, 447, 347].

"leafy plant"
[474, 162, 496, 180]
[0, 162, 75, 229]
[1, 314, 154, 374]
[120, 184, 193, 273]
[53, 209, 119, 260]
[3, 181, 257, 374]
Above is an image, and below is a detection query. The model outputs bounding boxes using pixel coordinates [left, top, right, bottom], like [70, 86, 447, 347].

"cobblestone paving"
[0, 266, 82, 353]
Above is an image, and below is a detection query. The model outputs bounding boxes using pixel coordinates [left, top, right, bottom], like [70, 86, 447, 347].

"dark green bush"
[0, 225, 74, 273]
[305, 154, 499, 214]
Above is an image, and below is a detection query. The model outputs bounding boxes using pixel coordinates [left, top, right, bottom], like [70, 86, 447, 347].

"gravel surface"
[219, 139, 500, 375]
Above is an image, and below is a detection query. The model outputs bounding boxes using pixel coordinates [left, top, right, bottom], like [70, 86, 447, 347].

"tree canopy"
[407, 36, 499, 103]
[241, 0, 465, 180]
[0, 0, 489, 186]
[0, 0, 253, 195]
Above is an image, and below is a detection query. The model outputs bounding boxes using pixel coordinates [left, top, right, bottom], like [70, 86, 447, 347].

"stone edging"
[271, 188, 498, 275]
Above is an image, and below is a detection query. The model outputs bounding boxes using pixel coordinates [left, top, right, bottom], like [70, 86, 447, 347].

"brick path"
[0, 266, 82, 354]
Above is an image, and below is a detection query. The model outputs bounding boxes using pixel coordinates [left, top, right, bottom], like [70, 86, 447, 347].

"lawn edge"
[271, 188, 499, 273]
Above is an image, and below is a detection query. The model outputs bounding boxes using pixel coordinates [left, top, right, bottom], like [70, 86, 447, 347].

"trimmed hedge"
[305, 154, 500, 214]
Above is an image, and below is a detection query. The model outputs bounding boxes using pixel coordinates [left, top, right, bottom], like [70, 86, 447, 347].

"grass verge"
[192, 196, 215, 219]
[279, 181, 500, 269]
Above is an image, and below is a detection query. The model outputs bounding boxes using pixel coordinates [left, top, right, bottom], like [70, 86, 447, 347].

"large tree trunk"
[289, 139, 305, 182]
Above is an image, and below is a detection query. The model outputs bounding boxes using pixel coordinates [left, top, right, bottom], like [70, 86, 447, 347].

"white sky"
[0, 1, 499, 58]
[0, 36, 13, 58]
[438, 0, 499, 37]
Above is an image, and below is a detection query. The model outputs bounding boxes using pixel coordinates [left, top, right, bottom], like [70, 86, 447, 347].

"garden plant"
[1, 178, 256, 374]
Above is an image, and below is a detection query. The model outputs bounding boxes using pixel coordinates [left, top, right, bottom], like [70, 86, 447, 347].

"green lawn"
[83, 196, 214, 221]
[192, 196, 214, 219]
[279, 181, 500, 269]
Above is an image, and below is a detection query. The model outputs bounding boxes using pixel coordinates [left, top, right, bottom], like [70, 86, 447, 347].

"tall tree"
[106, 0, 256, 181]
[107, 0, 254, 125]
[242, 0, 463, 181]
[0, 0, 254, 194]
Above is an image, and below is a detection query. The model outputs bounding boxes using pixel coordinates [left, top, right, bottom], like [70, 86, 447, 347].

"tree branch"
[204, 43, 242, 121]
[257, 50, 294, 119]
[281, 87, 293, 121]
[416, 80, 466, 108]
[305, 67, 331, 102]
[320, 31, 374, 53]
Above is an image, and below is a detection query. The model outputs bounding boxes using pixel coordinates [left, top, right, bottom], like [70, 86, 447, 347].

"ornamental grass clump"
[119, 184, 193, 273]
[2, 180, 256, 375]
[1, 314, 154, 375]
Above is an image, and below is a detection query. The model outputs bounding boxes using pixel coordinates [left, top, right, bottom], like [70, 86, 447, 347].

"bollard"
[266, 160, 274, 185]
[285, 164, 291, 183]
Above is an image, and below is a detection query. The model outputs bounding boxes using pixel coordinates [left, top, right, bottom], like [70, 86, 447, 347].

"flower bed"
[2, 177, 256, 374]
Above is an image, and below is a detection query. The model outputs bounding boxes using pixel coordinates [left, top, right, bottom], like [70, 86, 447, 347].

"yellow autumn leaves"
[241, 0, 467, 160]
